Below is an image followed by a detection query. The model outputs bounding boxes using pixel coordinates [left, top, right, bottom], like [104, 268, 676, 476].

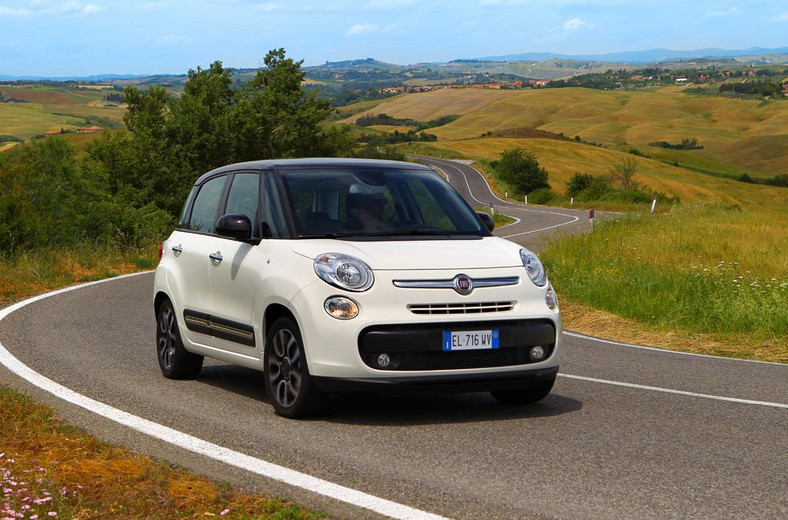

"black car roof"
[193, 158, 431, 186]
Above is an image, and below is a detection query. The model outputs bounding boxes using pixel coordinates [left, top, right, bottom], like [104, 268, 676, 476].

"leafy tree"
[566, 172, 594, 196]
[607, 157, 638, 190]
[493, 147, 550, 195]
[233, 48, 352, 161]
[95, 48, 355, 218]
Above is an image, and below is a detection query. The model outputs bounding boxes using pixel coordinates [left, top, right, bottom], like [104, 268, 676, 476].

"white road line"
[0, 274, 448, 520]
[563, 330, 783, 365]
[558, 374, 788, 409]
[423, 157, 580, 235]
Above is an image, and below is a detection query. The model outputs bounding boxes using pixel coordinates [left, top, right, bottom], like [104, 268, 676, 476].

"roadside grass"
[0, 384, 326, 519]
[0, 244, 159, 307]
[541, 204, 788, 363]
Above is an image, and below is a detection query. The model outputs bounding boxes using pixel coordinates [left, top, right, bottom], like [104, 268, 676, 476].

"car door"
[170, 173, 229, 347]
[205, 170, 267, 359]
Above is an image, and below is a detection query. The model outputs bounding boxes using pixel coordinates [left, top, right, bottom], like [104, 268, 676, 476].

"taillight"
[158, 241, 165, 260]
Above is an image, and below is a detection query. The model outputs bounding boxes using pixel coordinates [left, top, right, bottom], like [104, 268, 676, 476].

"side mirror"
[476, 211, 495, 232]
[215, 213, 253, 241]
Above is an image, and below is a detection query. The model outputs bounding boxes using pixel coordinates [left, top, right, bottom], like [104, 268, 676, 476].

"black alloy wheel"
[156, 299, 203, 379]
[264, 317, 325, 418]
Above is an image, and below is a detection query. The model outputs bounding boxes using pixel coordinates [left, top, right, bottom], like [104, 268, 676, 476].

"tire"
[156, 299, 203, 379]
[491, 377, 555, 405]
[264, 317, 326, 418]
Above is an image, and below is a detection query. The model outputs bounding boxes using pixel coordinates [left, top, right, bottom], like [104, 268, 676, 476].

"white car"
[153, 158, 561, 418]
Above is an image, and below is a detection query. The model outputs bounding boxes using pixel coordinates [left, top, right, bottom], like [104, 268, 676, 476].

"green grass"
[0, 84, 126, 142]
[541, 204, 788, 362]
[0, 243, 160, 306]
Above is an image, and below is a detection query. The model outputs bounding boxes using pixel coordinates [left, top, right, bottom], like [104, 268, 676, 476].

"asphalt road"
[1, 159, 786, 519]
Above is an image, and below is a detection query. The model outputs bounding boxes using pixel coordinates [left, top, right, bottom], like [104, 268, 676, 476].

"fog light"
[529, 346, 546, 361]
[377, 353, 391, 368]
[324, 297, 359, 320]
[545, 287, 558, 311]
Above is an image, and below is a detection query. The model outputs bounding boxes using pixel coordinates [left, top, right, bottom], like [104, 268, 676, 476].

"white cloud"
[81, 4, 101, 15]
[382, 22, 405, 33]
[706, 6, 741, 17]
[346, 23, 378, 36]
[257, 2, 281, 11]
[4, 2, 102, 17]
[563, 17, 592, 31]
[776, 12, 788, 22]
[0, 6, 33, 16]
[479, 0, 527, 6]
[364, 0, 416, 9]
[141, 2, 167, 10]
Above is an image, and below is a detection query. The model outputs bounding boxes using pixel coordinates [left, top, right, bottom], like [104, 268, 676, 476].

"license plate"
[443, 329, 499, 351]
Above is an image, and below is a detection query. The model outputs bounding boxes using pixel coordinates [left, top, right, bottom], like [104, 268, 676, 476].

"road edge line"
[0, 273, 448, 520]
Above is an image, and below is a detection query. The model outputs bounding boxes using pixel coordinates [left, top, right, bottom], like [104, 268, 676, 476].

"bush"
[566, 172, 594, 196]
[493, 147, 550, 196]
[528, 187, 555, 204]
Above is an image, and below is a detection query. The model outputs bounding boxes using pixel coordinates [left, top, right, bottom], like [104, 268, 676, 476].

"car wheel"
[491, 377, 555, 405]
[264, 317, 325, 418]
[156, 299, 203, 379]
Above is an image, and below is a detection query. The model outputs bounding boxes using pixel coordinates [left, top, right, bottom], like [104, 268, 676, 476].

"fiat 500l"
[153, 158, 561, 418]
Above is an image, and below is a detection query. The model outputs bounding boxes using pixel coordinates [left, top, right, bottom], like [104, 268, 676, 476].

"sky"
[1, 0, 787, 77]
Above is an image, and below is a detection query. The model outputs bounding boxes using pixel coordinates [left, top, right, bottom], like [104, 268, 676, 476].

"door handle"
[171, 244, 183, 255]
[209, 251, 223, 263]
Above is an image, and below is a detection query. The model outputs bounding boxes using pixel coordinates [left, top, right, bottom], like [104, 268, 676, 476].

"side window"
[225, 173, 260, 235]
[187, 175, 226, 233]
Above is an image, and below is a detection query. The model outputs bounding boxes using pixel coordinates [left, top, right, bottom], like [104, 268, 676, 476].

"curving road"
[1, 160, 786, 519]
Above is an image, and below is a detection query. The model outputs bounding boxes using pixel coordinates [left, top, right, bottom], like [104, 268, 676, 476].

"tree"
[92, 48, 355, 219]
[566, 172, 594, 196]
[233, 48, 352, 161]
[607, 157, 638, 190]
[494, 147, 550, 195]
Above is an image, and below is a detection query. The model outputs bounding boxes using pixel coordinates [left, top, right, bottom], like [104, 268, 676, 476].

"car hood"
[291, 237, 525, 270]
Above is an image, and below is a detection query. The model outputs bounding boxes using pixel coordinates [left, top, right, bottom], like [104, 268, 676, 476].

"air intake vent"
[408, 301, 515, 315]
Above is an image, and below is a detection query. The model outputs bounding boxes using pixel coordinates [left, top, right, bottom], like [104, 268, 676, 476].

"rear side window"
[187, 176, 226, 233]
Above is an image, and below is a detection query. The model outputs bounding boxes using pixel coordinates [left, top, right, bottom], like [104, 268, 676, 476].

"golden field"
[346, 86, 788, 178]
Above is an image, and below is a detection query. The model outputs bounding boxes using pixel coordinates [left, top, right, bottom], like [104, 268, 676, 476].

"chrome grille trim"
[393, 276, 519, 289]
[408, 301, 515, 315]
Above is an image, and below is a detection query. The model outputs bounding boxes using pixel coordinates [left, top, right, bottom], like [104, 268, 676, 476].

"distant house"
[76, 126, 103, 133]
[43, 130, 60, 137]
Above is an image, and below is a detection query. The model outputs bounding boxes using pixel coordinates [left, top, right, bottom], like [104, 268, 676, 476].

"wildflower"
[48, 513, 57, 517]
[220, 510, 230, 516]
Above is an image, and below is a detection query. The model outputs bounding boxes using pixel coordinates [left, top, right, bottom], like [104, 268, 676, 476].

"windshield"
[280, 167, 488, 239]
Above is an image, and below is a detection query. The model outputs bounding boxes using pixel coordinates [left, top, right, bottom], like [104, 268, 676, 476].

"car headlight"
[314, 253, 374, 292]
[520, 249, 547, 287]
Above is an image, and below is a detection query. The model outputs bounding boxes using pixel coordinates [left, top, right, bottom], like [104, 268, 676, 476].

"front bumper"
[312, 366, 559, 393]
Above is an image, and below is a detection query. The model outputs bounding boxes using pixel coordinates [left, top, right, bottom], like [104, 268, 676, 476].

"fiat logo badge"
[453, 275, 474, 295]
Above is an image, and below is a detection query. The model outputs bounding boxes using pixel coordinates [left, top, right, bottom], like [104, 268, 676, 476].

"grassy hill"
[0, 84, 126, 144]
[345, 86, 788, 181]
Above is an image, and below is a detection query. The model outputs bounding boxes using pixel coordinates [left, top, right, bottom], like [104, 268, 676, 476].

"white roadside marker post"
[651, 194, 657, 213]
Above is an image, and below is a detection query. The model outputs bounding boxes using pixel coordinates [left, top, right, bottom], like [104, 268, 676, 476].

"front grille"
[358, 319, 556, 371]
[361, 345, 553, 371]
[408, 301, 515, 315]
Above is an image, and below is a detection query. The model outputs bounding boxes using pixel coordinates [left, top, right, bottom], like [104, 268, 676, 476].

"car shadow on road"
[322, 391, 583, 426]
[197, 363, 582, 426]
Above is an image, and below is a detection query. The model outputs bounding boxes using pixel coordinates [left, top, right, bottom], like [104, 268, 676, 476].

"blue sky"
[1, 0, 787, 76]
